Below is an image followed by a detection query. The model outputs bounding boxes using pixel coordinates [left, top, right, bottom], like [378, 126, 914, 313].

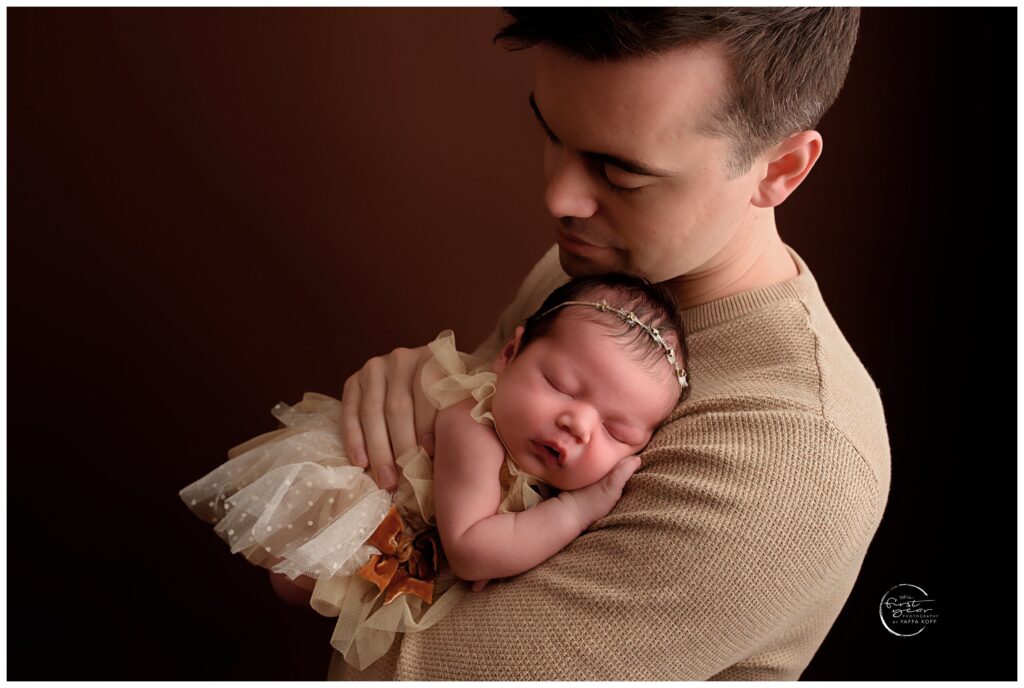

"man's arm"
[391, 413, 883, 680]
[268, 570, 316, 606]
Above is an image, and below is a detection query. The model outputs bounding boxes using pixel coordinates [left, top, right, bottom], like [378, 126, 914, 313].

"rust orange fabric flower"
[356, 505, 440, 605]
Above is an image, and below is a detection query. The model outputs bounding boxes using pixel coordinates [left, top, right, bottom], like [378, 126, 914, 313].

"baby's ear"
[492, 326, 525, 374]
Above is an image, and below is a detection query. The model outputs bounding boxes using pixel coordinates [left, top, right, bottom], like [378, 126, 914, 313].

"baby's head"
[490, 273, 688, 491]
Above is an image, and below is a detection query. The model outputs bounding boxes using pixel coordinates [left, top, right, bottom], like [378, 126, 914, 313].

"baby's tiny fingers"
[603, 456, 642, 494]
[615, 455, 642, 479]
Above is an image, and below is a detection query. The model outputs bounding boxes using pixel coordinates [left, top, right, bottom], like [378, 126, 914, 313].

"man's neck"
[665, 209, 798, 309]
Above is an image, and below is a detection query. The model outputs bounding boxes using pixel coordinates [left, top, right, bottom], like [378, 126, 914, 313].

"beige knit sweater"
[328, 244, 890, 680]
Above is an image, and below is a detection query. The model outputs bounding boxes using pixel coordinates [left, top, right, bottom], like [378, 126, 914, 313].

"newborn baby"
[179, 272, 689, 670]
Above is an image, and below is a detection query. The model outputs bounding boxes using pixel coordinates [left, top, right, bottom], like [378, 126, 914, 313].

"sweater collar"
[679, 244, 819, 334]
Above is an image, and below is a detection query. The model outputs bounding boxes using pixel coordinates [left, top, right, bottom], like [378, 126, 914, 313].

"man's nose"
[544, 147, 599, 219]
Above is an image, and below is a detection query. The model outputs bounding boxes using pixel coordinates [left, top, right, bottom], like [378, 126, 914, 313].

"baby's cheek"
[575, 449, 614, 488]
[489, 389, 512, 425]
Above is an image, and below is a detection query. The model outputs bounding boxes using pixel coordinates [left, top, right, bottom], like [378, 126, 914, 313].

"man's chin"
[557, 246, 614, 277]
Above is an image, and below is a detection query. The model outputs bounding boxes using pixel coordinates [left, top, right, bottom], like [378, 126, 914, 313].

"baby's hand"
[559, 455, 642, 530]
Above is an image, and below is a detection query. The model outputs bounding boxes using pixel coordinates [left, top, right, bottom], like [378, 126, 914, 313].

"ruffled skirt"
[179, 392, 465, 670]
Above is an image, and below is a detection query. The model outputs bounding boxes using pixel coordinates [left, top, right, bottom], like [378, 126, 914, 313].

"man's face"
[531, 44, 766, 283]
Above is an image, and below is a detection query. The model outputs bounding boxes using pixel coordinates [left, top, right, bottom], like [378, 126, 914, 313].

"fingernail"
[353, 448, 367, 467]
[377, 465, 397, 489]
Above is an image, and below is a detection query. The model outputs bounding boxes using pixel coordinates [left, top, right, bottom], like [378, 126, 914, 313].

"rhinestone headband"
[539, 299, 688, 391]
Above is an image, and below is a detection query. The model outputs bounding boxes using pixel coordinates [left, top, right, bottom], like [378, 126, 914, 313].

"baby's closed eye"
[603, 422, 642, 445]
[543, 372, 574, 398]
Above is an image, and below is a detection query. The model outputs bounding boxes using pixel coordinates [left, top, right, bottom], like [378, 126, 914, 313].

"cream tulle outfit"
[179, 330, 552, 670]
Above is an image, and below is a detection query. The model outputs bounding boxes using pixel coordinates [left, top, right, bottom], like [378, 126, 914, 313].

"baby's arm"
[433, 399, 641, 583]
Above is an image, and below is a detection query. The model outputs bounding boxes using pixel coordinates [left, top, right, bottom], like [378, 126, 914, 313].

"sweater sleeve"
[390, 410, 882, 680]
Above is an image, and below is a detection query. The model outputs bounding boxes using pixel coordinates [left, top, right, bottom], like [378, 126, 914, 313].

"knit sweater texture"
[328, 244, 890, 680]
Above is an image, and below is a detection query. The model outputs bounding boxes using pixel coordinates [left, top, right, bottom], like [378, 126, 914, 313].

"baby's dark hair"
[518, 273, 690, 401]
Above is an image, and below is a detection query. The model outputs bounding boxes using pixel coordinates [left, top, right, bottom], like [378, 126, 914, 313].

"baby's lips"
[537, 439, 568, 464]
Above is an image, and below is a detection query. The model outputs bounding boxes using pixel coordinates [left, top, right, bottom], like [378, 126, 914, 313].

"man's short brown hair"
[495, 8, 860, 176]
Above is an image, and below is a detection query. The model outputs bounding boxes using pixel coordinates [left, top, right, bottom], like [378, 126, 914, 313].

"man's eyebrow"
[528, 92, 675, 178]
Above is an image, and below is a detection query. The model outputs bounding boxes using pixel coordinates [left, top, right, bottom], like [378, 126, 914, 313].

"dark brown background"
[8, 8, 1016, 680]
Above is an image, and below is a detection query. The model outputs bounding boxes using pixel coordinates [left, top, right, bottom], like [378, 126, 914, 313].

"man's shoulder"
[654, 399, 878, 472]
[638, 409, 885, 549]
[679, 281, 889, 488]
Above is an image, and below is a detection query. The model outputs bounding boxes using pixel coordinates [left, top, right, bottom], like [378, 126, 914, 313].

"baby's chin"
[545, 471, 604, 493]
[545, 476, 576, 492]
[512, 446, 586, 492]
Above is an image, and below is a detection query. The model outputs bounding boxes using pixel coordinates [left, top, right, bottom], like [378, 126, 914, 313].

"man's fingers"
[339, 344, 434, 490]
[358, 358, 398, 489]
[339, 374, 368, 468]
[413, 351, 437, 456]
[383, 348, 420, 462]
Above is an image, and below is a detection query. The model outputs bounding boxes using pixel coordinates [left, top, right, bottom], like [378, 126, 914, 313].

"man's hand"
[340, 345, 437, 490]
[559, 455, 642, 530]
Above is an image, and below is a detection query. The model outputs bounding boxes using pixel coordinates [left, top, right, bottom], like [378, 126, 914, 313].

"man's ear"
[750, 130, 823, 208]
[492, 326, 525, 374]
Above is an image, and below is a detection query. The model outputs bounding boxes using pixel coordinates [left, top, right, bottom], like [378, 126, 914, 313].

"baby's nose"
[557, 411, 592, 444]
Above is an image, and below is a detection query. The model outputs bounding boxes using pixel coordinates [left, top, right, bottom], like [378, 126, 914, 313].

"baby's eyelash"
[544, 374, 576, 400]
[603, 423, 627, 444]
